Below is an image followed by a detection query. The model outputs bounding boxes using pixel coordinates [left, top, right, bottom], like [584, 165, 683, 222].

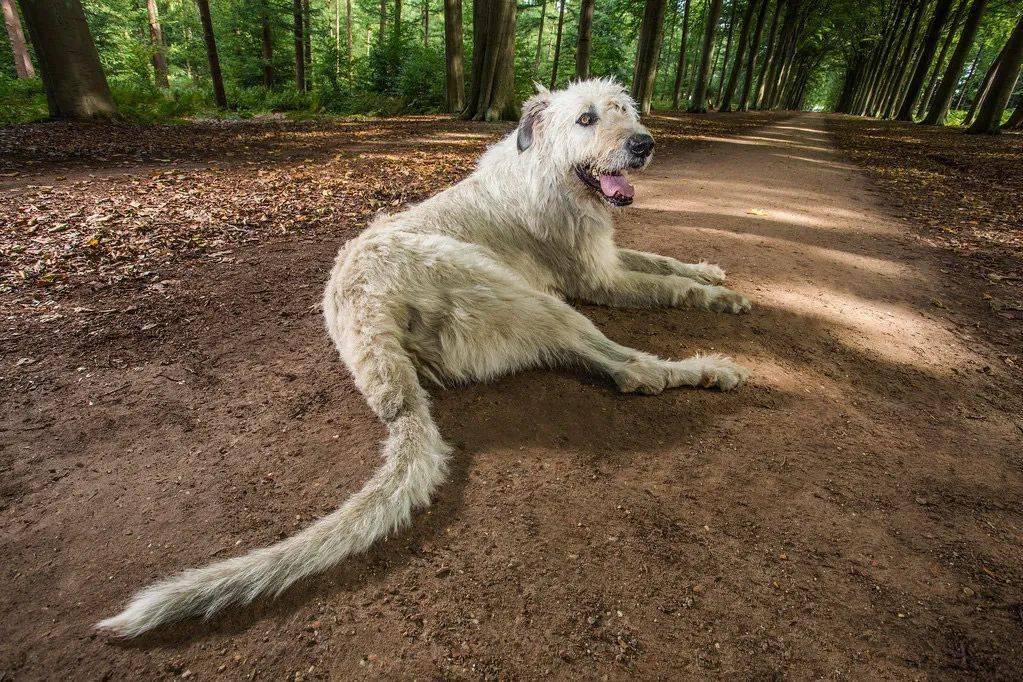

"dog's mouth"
[575, 165, 635, 207]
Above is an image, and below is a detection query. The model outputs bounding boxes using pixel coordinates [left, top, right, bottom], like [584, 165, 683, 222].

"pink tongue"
[598, 173, 634, 199]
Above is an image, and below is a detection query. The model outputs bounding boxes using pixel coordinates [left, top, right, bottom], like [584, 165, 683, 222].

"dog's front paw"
[613, 359, 668, 395]
[705, 286, 751, 314]
[690, 354, 749, 391]
[683, 262, 726, 285]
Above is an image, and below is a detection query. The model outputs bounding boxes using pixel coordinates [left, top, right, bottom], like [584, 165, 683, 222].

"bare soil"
[1, 112, 1021, 680]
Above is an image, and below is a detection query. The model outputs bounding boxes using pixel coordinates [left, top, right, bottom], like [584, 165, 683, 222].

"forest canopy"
[2, 0, 1021, 131]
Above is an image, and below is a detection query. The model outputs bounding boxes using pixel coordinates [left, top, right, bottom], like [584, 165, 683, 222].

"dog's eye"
[577, 112, 597, 127]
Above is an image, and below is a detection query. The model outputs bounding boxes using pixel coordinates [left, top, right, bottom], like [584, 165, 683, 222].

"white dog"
[98, 78, 750, 637]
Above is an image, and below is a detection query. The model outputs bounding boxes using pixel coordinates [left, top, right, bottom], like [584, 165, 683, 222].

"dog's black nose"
[626, 133, 654, 157]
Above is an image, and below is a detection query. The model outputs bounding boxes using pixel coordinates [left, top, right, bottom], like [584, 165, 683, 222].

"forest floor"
[1, 111, 1021, 680]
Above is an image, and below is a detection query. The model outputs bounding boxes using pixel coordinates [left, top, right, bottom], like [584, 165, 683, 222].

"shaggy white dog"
[98, 78, 750, 637]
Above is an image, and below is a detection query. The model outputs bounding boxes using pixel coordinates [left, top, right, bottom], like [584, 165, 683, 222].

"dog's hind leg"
[425, 283, 747, 393]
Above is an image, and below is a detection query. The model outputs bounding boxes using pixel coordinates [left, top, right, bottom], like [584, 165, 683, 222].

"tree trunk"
[549, 0, 565, 89]
[2, 0, 34, 77]
[443, 0, 464, 112]
[423, 0, 428, 45]
[632, 0, 668, 115]
[379, 0, 386, 44]
[763, 0, 796, 109]
[879, 0, 924, 118]
[917, 0, 966, 117]
[294, 0, 306, 90]
[954, 40, 984, 109]
[671, 0, 692, 108]
[688, 0, 722, 112]
[859, 0, 907, 115]
[194, 0, 226, 106]
[575, 0, 594, 79]
[463, 0, 517, 121]
[1004, 97, 1023, 128]
[897, 0, 955, 120]
[261, 13, 274, 87]
[145, 0, 169, 87]
[721, 0, 760, 111]
[16, 0, 117, 117]
[304, 0, 312, 88]
[714, 0, 740, 105]
[923, 0, 987, 125]
[346, 0, 352, 59]
[738, 0, 768, 110]
[533, 0, 546, 73]
[754, 0, 782, 107]
[965, 42, 1002, 124]
[969, 15, 1023, 134]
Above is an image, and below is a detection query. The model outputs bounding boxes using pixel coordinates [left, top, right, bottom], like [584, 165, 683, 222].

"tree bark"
[303, 0, 312, 87]
[917, 0, 966, 117]
[346, 0, 352, 60]
[423, 0, 428, 45]
[969, 15, 1023, 133]
[721, 0, 759, 111]
[955, 39, 984, 108]
[294, 0, 306, 90]
[858, 0, 907, 114]
[897, 0, 955, 120]
[194, 0, 226, 106]
[754, 0, 782, 107]
[379, 0, 386, 44]
[2, 0, 34, 77]
[16, 0, 117, 117]
[688, 0, 722, 112]
[965, 41, 1002, 124]
[575, 0, 594, 79]
[533, 0, 546, 73]
[549, 0, 565, 89]
[632, 0, 668, 115]
[714, 0, 740, 105]
[1004, 97, 1023, 128]
[923, 0, 987, 125]
[762, 0, 796, 109]
[671, 0, 692, 108]
[878, 0, 924, 117]
[463, 0, 517, 121]
[443, 0, 464, 112]
[738, 0, 768, 110]
[260, 13, 273, 87]
[145, 0, 169, 87]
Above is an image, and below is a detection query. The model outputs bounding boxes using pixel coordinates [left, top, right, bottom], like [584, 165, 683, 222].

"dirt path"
[2, 114, 1021, 679]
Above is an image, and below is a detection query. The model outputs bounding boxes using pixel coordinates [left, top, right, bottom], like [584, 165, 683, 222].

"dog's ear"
[517, 93, 549, 153]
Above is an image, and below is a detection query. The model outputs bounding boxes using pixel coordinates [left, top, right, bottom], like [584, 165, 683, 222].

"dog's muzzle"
[626, 133, 654, 168]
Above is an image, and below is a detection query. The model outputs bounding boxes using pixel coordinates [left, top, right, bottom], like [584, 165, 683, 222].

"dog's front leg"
[579, 270, 751, 313]
[617, 248, 726, 285]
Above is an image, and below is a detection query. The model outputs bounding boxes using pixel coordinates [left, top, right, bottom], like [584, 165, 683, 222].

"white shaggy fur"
[97, 78, 750, 638]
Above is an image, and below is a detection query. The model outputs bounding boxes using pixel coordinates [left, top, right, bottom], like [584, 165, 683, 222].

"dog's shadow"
[116, 351, 745, 650]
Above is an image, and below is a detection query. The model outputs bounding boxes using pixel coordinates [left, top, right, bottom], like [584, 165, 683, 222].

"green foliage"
[0, 76, 48, 124]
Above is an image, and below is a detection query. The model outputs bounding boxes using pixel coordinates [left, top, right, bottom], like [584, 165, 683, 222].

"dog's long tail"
[96, 301, 451, 638]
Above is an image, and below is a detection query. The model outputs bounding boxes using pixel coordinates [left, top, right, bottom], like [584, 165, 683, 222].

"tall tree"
[969, 14, 1023, 133]
[917, 0, 968, 117]
[965, 40, 1003, 124]
[575, 0, 594, 79]
[443, 0, 464, 112]
[423, 0, 428, 45]
[896, 0, 956, 120]
[715, 0, 740, 105]
[857, 0, 907, 115]
[17, 0, 117, 118]
[303, 0, 311, 87]
[195, 0, 226, 106]
[261, 12, 274, 87]
[463, 0, 517, 121]
[145, 0, 169, 87]
[294, 0, 306, 90]
[533, 0, 547, 73]
[379, 0, 386, 44]
[879, 0, 925, 118]
[923, 0, 988, 125]
[955, 40, 985, 108]
[2, 0, 34, 78]
[689, 0, 723, 112]
[549, 0, 566, 89]
[754, 0, 782, 107]
[738, 0, 769, 110]
[670, 0, 693, 109]
[721, 0, 760, 111]
[633, 0, 668, 115]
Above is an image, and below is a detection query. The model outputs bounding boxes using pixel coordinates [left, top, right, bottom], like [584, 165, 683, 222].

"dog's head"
[516, 78, 653, 208]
